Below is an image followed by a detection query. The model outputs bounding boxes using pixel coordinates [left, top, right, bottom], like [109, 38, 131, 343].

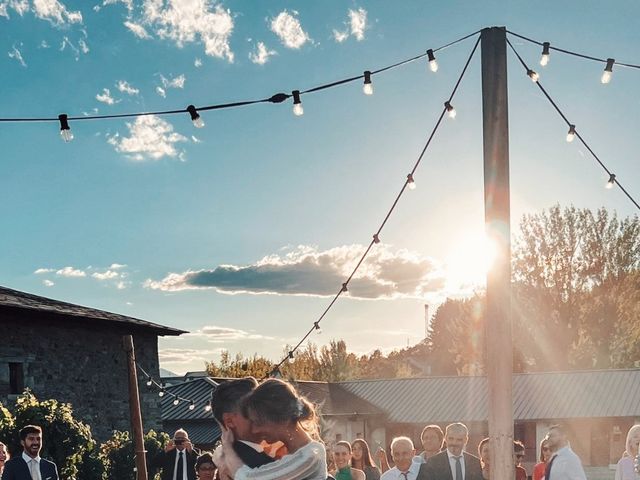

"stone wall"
[0, 312, 163, 441]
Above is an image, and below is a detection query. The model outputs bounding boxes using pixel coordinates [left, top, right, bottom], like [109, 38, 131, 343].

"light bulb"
[146, 379, 153, 387]
[540, 42, 550, 67]
[601, 58, 615, 84]
[314, 322, 322, 334]
[407, 173, 416, 190]
[292, 90, 303, 116]
[204, 401, 212, 412]
[60, 129, 74, 142]
[187, 105, 205, 128]
[189, 402, 195, 411]
[58, 114, 73, 143]
[363, 71, 373, 95]
[566, 125, 576, 143]
[158, 390, 165, 397]
[444, 101, 456, 119]
[192, 117, 204, 128]
[173, 398, 180, 406]
[606, 173, 616, 189]
[427, 49, 438, 73]
[528, 69, 539, 82]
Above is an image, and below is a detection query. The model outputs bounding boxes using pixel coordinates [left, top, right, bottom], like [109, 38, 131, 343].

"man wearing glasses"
[514, 441, 527, 480]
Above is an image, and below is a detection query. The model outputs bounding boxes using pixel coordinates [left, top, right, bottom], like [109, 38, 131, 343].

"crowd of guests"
[1, 378, 638, 480]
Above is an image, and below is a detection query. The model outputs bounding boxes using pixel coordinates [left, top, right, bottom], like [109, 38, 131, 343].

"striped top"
[235, 441, 327, 480]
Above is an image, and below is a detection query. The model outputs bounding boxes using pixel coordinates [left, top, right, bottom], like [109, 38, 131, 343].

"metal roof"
[162, 377, 219, 421]
[339, 369, 640, 423]
[163, 420, 221, 446]
[0, 285, 185, 336]
[294, 381, 383, 416]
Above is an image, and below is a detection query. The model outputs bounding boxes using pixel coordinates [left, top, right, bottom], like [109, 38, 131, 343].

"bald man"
[380, 437, 419, 480]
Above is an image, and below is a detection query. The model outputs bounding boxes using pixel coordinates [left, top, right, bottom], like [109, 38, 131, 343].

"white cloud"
[39, 40, 50, 48]
[0, 0, 30, 18]
[332, 29, 348, 43]
[145, 244, 446, 300]
[194, 57, 202, 67]
[141, 0, 234, 61]
[98, 0, 133, 13]
[92, 270, 120, 280]
[160, 73, 185, 89]
[249, 41, 276, 65]
[107, 115, 188, 161]
[159, 347, 223, 364]
[60, 36, 88, 60]
[191, 135, 201, 143]
[32, 0, 82, 26]
[56, 266, 86, 277]
[78, 38, 89, 53]
[185, 326, 274, 343]
[43, 279, 55, 287]
[34, 268, 54, 274]
[8, 44, 27, 67]
[155, 86, 166, 98]
[116, 80, 139, 95]
[270, 10, 309, 49]
[349, 8, 367, 41]
[110, 263, 127, 270]
[96, 88, 116, 105]
[124, 20, 151, 39]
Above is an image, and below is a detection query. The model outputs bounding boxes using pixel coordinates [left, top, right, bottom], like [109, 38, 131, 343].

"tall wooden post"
[481, 27, 513, 480]
[124, 335, 149, 480]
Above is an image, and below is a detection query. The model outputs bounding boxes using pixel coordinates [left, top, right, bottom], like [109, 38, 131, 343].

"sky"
[2, 0, 639, 375]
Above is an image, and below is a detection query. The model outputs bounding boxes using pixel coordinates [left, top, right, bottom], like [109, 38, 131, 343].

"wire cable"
[265, 36, 482, 379]
[507, 30, 640, 69]
[137, 362, 214, 411]
[506, 38, 640, 211]
[0, 31, 481, 124]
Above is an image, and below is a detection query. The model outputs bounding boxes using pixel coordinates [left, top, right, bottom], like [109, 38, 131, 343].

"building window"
[9, 363, 24, 394]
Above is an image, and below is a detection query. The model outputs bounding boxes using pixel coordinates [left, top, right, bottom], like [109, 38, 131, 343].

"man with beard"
[416, 423, 482, 480]
[1, 425, 58, 480]
[544, 425, 586, 480]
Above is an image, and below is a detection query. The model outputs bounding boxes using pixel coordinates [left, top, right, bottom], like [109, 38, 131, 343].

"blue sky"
[2, 0, 639, 374]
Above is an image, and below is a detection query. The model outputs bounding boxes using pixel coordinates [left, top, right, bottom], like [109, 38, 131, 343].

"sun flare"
[444, 232, 497, 291]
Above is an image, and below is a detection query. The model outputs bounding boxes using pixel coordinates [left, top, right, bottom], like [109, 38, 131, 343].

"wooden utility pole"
[123, 335, 149, 480]
[481, 27, 514, 480]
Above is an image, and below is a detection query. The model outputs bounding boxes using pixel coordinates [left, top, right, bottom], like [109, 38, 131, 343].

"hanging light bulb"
[540, 42, 550, 66]
[146, 378, 153, 387]
[444, 101, 456, 119]
[527, 69, 539, 82]
[566, 124, 576, 143]
[407, 173, 416, 190]
[363, 71, 373, 95]
[58, 114, 74, 142]
[173, 398, 180, 406]
[373, 234, 380, 244]
[427, 49, 438, 72]
[288, 351, 294, 360]
[158, 388, 165, 398]
[204, 399, 212, 412]
[292, 90, 303, 116]
[341, 282, 348, 293]
[313, 321, 322, 334]
[189, 401, 195, 411]
[606, 173, 616, 189]
[186, 105, 205, 128]
[601, 58, 615, 84]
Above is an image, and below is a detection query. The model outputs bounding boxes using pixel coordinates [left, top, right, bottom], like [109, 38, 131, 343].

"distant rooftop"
[0, 285, 185, 336]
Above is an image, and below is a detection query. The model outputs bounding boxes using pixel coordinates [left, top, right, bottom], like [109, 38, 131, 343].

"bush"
[100, 429, 168, 480]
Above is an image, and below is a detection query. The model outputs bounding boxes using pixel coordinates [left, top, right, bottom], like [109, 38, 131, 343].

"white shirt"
[548, 446, 587, 480]
[172, 448, 189, 480]
[380, 459, 421, 480]
[447, 450, 466, 480]
[22, 452, 41, 480]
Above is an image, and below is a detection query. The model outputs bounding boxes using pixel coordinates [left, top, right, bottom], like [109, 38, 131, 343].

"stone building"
[0, 285, 185, 440]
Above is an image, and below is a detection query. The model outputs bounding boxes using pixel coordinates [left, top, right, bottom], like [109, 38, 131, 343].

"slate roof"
[0, 285, 185, 335]
[339, 369, 640, 423]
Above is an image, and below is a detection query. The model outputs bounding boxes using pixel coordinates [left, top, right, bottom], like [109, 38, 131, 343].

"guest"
[544, 425, 586, 480]
[332, 441, 365, 480]
[477, 438, 490, 480]
[195, 453, 216, 480]
[221, 378, 327, 480]
[1, 425, 58, 480]
[151, 428, 199, 480]
[351, 439, 380, 480]
[376, 446, 391, 474]
[417, 423, 483, 480]
[0, 442, 9, 477]
[533, 438, 552, 480]
[615, 425, 640, 480]
[415, 425, 444, 463]
[380, 437, 419, 480]
[514, 441, 527, 480]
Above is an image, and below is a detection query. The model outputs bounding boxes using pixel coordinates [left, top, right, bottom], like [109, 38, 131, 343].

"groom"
[1, 425, 58, 480]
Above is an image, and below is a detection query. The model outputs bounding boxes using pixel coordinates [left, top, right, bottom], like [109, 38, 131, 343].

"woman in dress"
[533, 438, 551, 480]
[221, 378, 327, 480]
[351, 439, 380, 480]
[332, 441, 364, 480]
[615, 425, 640, 480]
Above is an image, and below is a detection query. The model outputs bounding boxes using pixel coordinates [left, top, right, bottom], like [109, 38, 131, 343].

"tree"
[206, 351, 273, 379]
[100, 429, 168, 480]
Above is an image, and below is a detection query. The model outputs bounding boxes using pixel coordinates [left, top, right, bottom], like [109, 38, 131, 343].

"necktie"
[176, 451, 184, 480]
[455, 456, 463, 480]
[545, 454, 557, 480]
[29, 459, 38, 480]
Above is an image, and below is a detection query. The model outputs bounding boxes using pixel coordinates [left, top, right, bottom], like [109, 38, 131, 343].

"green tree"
[100, 429, 168, 480]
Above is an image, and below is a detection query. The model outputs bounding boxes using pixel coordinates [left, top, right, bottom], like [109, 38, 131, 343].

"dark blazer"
[151, 448, 199, 480]
[1, 456, 59, 480]
[417, 450, 483, 480]
[232, 441, 275, 469]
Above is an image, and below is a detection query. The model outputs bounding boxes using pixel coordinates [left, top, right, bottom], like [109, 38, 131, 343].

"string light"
[158, 386, 165, 397]
[204, 399, 212, 412]
[606, 173, 616, 189]
[427, 49, 438, 72]
[58, 114, 73, 143]
[288, 351, 294, 360]
[540, 42, 550, 66]
[186, 105, 205, 128]
[363, 71, 373, 95]
[527, 69, 540, 82]
[146, 378, 153, 387]
[292, 90, 303, 116]
[373, 234, 380, 244]
[189, 401, 195, 411]
[444, 101, 456, 118]
[341, 282, 348, 293]
[601, 58, 615, 84]
[566, 125, 576, 143]
[172, 397, 180, 406]
[407, 173, 417, 190]
[313, 321, 322, 334]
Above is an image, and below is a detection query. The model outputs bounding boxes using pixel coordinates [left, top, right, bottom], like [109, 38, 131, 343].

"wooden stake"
[123, 335, 149, 480]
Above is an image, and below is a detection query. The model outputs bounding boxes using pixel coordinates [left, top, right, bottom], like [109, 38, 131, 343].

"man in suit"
[212, 377, 276, 468]
[151, 429, 199, 480]
[1, 425, 58, 480]
[417, 423, 483, 480]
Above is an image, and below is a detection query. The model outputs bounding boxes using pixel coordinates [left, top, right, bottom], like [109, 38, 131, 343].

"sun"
[444, 231, 497, 291]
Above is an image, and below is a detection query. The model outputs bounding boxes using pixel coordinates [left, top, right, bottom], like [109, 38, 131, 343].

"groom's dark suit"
[416, 450, 483, 480]
[1, 455, 59, 480]
[233, 441, 275, 468]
